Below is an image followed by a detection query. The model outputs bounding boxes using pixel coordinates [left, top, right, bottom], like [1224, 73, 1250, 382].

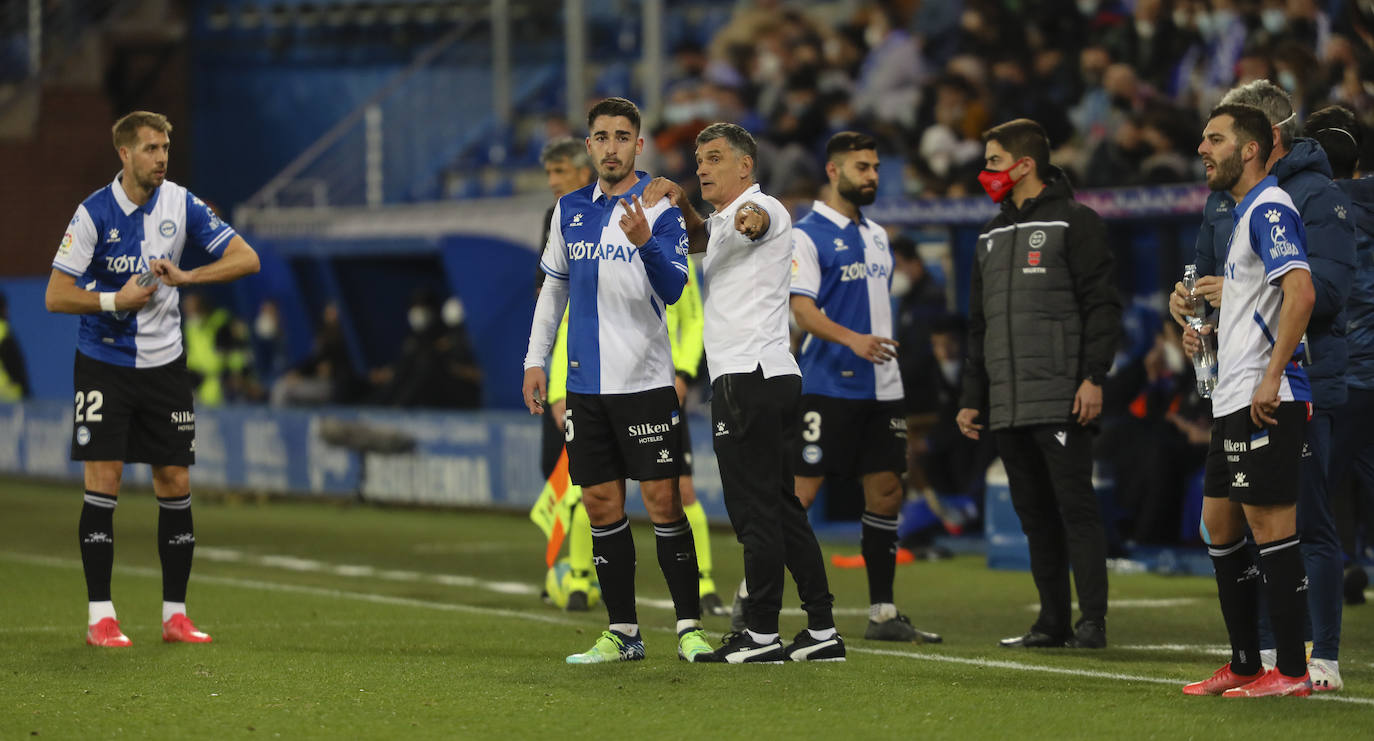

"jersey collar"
[591, 171, 649, 205]
[111, 173, 162, 216]
[1232, 174, 1278, 225]
[810, 200, 866, 230]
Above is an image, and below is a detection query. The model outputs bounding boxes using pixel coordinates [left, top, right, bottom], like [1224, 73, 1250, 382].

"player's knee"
[152, 465, 189, 495]
[84, 462, 123, 494]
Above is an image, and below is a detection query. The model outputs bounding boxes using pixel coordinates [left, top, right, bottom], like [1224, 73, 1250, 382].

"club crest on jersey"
[106, 228, 120, 243]
[1028, 230, 1046, 248]
[159, 219, 177, 237]
[569, 213, 585, 228]
[802, 444, 822, 464]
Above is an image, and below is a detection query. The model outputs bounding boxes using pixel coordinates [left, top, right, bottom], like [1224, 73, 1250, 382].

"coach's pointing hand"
[115, 272, 158, 312]
[620, 194, 652, 247]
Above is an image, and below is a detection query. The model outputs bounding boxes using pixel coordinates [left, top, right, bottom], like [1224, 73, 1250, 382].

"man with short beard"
[787, 132, 942, 645]
[1179, 103, 1316, 698]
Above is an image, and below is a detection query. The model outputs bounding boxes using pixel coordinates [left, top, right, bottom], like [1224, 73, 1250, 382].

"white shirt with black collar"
[701, 183, 800, 382]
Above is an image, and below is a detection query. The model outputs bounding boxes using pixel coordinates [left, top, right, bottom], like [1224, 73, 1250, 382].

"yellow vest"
[184, 309, 229, 406]
[0, 320, 21, 402]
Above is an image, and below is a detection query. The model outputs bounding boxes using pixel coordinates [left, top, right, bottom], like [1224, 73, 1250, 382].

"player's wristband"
[99, 292, 118, 313]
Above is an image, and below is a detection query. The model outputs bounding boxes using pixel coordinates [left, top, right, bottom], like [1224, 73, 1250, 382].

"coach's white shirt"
[701, 183, 800, 382]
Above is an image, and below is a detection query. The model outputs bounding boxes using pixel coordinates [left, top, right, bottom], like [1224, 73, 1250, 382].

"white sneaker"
[1309, 658, 1343, 692]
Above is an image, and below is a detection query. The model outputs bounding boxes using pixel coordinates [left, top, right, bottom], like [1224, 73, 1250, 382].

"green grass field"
[2, 477, 1370, 739]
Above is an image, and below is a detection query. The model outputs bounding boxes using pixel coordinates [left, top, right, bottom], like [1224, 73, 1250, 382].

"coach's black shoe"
[728, 579, 749, 633]
[714, 631, 785, 664]
[565, 590, 589, 612]
[1067, 619, 1106, 649]
[999, 629, 1069, 648]
[785, 630, 846, 662]
[1344, 565, 1368, 606]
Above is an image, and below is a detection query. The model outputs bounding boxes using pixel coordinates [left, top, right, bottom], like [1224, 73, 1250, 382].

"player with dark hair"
[789, 131, 941, 644]
[46, 110, 261, 647]
[522, 97, 715, 663]
[1180, 103, 1315, 697]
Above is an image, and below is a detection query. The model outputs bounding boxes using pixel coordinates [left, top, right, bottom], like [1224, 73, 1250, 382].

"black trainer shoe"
[565, 591, 589, 612]
[999, 629, 1069, 648]
[700, 592, 728, 617]
[864, 614, 943, 643]
[785, 630, 846, 662]
[713, 631, 785, 664]
[1068, 620, 1106, 648]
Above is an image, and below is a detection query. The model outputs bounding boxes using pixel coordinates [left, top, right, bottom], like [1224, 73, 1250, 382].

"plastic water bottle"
[1181, 264, 1218, 398]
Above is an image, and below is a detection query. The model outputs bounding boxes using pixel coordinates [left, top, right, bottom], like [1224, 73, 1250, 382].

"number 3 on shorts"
[75, 390, 104, 423]
[802, 411, 821, 442]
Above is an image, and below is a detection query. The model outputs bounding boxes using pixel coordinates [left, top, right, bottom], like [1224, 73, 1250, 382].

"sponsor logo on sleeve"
[58, 232, 74, 256]
[1268, 225, 1300, 259]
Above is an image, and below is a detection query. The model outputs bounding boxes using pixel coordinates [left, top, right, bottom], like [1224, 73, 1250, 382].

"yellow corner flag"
[529, 448, 583, 567]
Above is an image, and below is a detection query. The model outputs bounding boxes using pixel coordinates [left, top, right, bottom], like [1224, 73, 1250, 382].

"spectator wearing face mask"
[436, 296, 483, 409]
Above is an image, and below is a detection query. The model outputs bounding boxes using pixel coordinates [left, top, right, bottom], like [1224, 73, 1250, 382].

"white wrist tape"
[99, 292, 118, 313]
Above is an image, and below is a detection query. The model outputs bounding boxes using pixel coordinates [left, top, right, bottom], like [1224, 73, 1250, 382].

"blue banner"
[0, 401, 728, 520]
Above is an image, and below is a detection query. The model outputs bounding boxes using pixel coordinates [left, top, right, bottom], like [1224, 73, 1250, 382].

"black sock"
[861, 511, 899, 606]
[591, 517, 637, 626]
[1258, 535, 1309, 678]
[1209, 538, 1262, 675]
[653, 516, 700, 621]
[157, 494, 195, 603]
[79, 491, 117, 602]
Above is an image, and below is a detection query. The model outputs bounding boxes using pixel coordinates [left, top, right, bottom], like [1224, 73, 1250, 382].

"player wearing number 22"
[45, 111, 260, 648]
[521, 98, 714, 664]
[790, 132, 942, 645]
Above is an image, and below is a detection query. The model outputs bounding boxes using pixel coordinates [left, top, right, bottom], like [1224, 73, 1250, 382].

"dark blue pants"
[1258, 407, 1342, 660]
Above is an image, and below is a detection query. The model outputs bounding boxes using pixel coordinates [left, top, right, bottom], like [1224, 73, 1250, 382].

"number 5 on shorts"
[564, 409, 575, 442]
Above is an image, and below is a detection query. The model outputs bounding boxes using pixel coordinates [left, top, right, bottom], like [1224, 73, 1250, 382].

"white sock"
[736, 578, 749, 599]
[1260, 648, 1277, 671]
[746, 629, 778, 644]
[609, 622, 639, 638]
[869, 603, 898, 622]
[676, 619, 701, 636]
[162, 601, 186, 623]
[808, 627, 838, 641]
[88, 601, 116, 625]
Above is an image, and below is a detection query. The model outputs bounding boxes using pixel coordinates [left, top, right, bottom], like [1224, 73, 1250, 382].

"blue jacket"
[1339, 176, 1374, 390]
[1196, 138, 1356, 408]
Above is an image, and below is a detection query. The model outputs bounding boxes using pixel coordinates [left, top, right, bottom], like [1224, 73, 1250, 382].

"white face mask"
[1261, 8, 1287, 34]
[889, 270, 912, 298]
[254, 312, 278, 340]
[939, 359, 962, 386]
[1162, 341, 1186, 374]
[442, 297, 465, 327]
[1277, 70, 1299, 93]
[1077, 0, 1098, 16]
[408, 306, 432, 333]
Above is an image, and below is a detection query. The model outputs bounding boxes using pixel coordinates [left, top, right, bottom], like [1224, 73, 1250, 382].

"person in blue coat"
[1307, 106, 1374, 625]
[1171, 80, 1355, 692]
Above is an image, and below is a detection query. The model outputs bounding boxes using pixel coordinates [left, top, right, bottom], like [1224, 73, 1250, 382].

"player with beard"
[787, 132, 942, 644]
[1180, 104, 1315, 697]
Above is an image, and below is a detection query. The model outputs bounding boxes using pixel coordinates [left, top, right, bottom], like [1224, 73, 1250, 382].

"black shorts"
[564, 387, 684, 486]
[794, 394, 907, 477]
[1203, 402, 1309, 505]
[70, 351, 196, 466]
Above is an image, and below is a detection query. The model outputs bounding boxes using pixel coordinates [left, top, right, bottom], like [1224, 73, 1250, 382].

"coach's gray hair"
[696, 122, 758, 172]
[540, 137, 591, 170]
[1219, 80, 1298, 152]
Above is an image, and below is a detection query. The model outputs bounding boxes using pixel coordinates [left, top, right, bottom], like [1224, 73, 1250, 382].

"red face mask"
[977, 158, 1027, 203]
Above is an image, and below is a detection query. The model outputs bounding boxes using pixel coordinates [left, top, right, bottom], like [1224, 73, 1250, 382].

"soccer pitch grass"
[2, 478, 1370, 739]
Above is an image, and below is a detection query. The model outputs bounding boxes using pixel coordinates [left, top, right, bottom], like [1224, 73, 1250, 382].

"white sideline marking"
[1025, 598, 1199, 612]
[1117, 644, 1231, 654]
[6, 551, 1371, 706]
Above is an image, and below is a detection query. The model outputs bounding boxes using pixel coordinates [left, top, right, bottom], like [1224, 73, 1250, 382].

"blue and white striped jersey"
[791, 201, 902, 401]
[538, 173, 689, 394]
[1214, 175, 1312, 416]
[53, 175, 237, 369]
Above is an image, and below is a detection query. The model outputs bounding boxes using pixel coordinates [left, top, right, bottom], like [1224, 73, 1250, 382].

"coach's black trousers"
[995, 424, 1108, 635]
[713, 368, 834, 634]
